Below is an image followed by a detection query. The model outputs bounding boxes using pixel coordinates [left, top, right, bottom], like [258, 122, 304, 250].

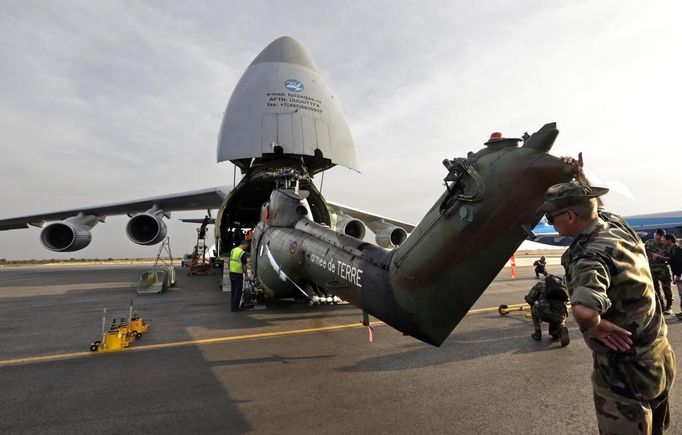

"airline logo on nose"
[284, 79, 304, 92]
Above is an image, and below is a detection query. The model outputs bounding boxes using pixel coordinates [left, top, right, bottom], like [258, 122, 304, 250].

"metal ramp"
[155, 237, 174, 266]
[136, 270, 168, 294]
[136, 237, 177, 295]
[154, 237, 176, 287]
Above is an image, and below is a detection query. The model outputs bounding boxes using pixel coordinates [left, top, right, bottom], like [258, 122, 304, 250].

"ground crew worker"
[524, 274, 570, 346]
[533, 256, 548, 279]
[662, 234, 682, 318]
[229, 240, 250, 312]
[645, 228, 674, 314]
[544, 176, 675, 434]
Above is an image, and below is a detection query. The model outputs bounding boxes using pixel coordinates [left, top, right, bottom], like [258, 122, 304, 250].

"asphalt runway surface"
[1, 262, 681, 434]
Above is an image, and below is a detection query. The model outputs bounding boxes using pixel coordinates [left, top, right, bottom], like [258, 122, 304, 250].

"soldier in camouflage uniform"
[544, 178, 675, 434]
[645, 229, 674, 315]
[533, 256, 549, 279]
[525, 274, 570, 346]
[662, 234, 682, 318]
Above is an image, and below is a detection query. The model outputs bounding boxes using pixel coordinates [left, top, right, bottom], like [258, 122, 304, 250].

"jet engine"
[333, 213, 366, 240]
[373, 223, 408, 249]
[126, 208, 168, 245]
[40, 214, 98, 252]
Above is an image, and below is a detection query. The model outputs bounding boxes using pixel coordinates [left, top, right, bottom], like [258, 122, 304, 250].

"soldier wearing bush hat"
[543, 179, 609, 213]
[546, 177, 675, 433]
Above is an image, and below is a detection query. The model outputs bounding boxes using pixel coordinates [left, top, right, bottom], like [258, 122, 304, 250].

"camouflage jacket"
[524, 281, 567, 313]
[644, 238, 670, 269]
[561, 211, 669, 358]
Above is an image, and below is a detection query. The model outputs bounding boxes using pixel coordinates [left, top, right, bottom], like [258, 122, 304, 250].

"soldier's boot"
[559, 326, 570, 347]
[531, 329, 542, 341]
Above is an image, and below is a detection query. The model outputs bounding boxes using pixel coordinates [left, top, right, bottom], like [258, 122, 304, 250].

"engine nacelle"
[374, 224, 408, 249]
[333, 213, 366, 240]
[40, 216, 95, 252]
[126, 213, 167, 245]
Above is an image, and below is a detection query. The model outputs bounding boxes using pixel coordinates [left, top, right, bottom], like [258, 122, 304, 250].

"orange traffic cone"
[510, 255, 516, 279]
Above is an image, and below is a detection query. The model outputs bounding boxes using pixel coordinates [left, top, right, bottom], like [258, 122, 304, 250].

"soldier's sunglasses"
[546, 210, 571, 225]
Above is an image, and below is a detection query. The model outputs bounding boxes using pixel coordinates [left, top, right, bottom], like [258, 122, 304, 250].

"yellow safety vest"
[229, 247, 245, 274]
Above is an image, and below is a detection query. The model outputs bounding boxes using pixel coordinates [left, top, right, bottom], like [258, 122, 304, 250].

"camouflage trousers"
[531, 304, 566, 337]
[651, 267, 673, 310]
[591, 345, 675, 434]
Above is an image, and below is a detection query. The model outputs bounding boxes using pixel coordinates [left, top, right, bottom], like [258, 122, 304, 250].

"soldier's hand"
[560, 153, 583, 168]
[561, 153, 590, 183]
[588, 319, 633, 352]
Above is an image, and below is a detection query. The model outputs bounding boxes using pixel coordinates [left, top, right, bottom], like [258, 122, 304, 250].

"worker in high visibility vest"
[229, 240, 250, 312]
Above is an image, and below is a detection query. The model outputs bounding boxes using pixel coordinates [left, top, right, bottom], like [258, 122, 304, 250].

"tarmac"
[1, 259, 681, 434]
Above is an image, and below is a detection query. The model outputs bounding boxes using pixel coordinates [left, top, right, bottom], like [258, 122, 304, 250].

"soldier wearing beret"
[544, 176, 675, 434]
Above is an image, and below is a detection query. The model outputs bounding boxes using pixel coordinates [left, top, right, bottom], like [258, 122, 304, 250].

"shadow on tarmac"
[209, 353, 337, 368]
[0, 266, 264, 433]
[337, 316, 577, 372]
[0, 265, 369, 434]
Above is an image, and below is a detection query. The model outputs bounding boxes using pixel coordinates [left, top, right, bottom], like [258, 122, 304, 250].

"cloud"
[1, 1, 680, 259]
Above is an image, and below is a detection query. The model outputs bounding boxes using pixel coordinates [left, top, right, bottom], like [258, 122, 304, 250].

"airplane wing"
[326, 201, 416, 232]
[179, 218, 217, 224]
[0, 186, 230, 230]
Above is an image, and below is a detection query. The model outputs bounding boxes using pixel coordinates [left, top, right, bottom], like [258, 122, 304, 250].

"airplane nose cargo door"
[262, 113, 331, 159]
[217, 36, 359, 175]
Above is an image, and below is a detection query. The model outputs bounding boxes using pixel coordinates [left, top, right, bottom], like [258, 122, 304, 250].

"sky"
[0, 1, 680, 260]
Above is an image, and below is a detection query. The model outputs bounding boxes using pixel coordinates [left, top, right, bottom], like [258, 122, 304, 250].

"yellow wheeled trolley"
[89, 302, 149, 352]
[129, 312, 149, 338]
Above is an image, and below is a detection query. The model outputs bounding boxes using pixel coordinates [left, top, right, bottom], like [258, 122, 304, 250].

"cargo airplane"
[1, 36, 603, 346]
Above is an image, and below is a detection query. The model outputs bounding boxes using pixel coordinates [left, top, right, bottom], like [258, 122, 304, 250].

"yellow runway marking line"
[0, 305, 507, 367]
[1, 351, 94, 366]
[0, 321, 385, 367]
